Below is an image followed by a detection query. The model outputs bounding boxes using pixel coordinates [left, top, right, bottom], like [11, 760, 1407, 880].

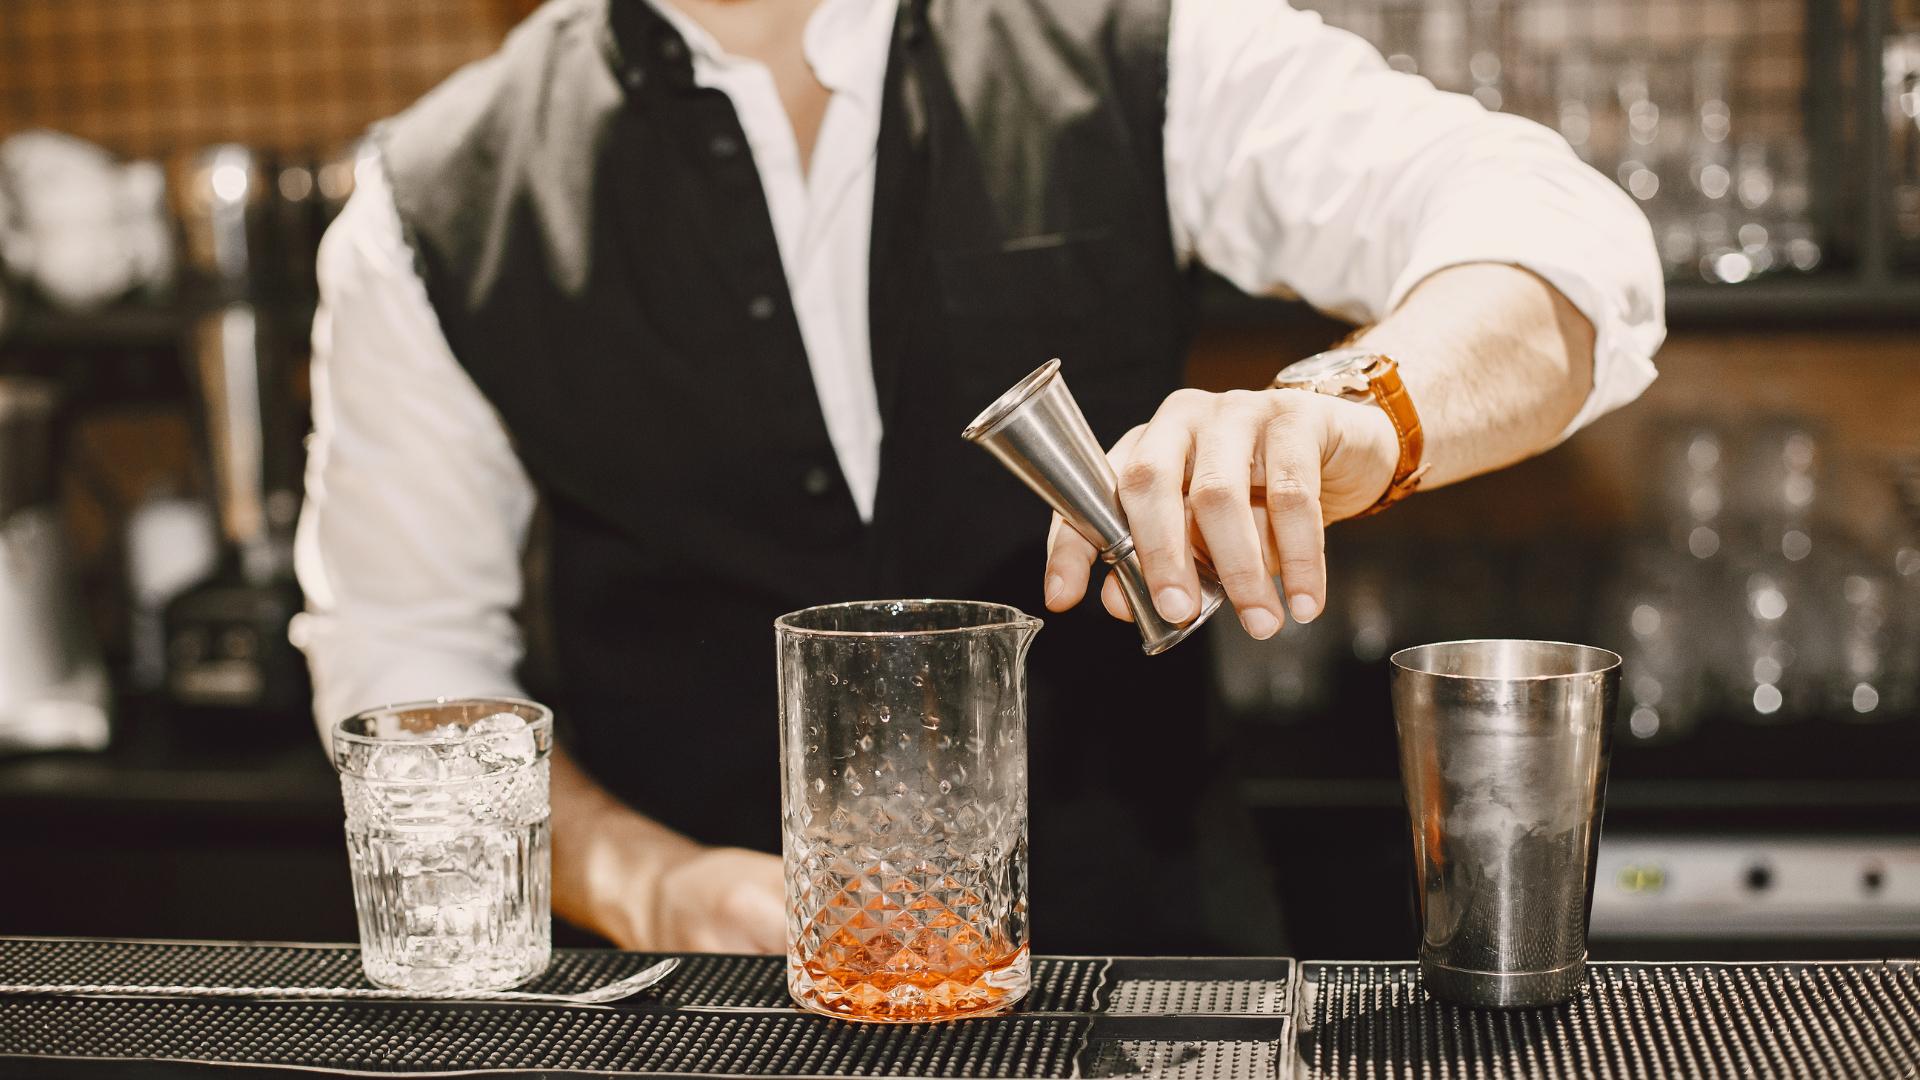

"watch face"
[1276, 348, 1373, 386]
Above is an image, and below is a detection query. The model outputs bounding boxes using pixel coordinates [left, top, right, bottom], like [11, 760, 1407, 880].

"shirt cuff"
[291, 612, 526, 748]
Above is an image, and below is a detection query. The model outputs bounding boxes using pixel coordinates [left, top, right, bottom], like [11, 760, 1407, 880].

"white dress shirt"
[293, 0, 1666, 731]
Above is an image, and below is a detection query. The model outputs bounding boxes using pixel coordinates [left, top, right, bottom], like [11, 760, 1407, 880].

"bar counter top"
[1, 937, 1916, 1078]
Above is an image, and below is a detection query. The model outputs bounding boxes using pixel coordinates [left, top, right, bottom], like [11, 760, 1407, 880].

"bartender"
[294, 0, 1663, 954]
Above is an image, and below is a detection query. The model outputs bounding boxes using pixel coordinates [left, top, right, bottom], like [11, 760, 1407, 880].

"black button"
[1744, 863, 1773, 892]
[802, 466, 834, 497]
[657, 35, 686, 62]
[747, 295, 777, 321]
[1863, 865, 1886, 893]
[621, 66, 645, 92]
[710, 134, 740, 159]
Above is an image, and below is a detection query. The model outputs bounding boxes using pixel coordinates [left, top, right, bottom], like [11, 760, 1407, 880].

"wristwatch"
[1271, 347, 1429, 517]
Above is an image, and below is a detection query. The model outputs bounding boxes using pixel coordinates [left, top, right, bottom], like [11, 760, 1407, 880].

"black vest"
[378, 0, 1277, 952]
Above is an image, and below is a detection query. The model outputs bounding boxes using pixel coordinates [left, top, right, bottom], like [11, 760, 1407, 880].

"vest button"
[621, 67, 645, 92]
[746, 295, 777, 321]
[657, 35, 687, 63]
[709, 135, 740, 159]
[802, 466, 834, 497]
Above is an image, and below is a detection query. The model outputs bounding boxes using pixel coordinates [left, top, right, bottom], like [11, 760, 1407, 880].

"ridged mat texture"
[0, 938, 1107, 1012]
[2, 997, 1094, 1077]
[1298, 961, 1920, 1080]
[7, 941, 1919, 1077]
[0, 939, 1293, 1078]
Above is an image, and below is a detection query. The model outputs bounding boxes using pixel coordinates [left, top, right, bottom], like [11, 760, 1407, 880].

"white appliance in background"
[0, 378, 109, 753]
[1592, 835, 1920, 940]
[124, 488, 219, 693]
[0, 130, 174, 313]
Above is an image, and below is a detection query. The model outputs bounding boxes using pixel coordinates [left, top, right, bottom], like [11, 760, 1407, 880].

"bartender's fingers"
[1042, 513, 1098, 611]
[1115, 397, 1203, 623]
[654, 846, 786, 954]
[1043, 427, 1144, 612]
[1100, 569, 1132, 620]
[1259, 407, 1328, 624]
[1190, 401, 1285, 639]
[1047, 517, 1135, 620]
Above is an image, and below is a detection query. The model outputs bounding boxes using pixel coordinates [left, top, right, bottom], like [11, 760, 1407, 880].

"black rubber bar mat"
[0, 939, 1296, 1078]
[0, 939, 1120, 1012]
[1297, 960, 1920, 1080]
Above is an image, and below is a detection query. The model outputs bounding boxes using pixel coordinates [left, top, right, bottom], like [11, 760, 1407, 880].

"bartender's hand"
[1043, 264, 1605, 640]
[1043, 387, 1398, 640]
[638, 845, 787, 953]
[551, 747, 786, 953]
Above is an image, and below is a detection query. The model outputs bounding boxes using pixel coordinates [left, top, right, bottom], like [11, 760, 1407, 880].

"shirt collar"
[638, 0, 896, 101]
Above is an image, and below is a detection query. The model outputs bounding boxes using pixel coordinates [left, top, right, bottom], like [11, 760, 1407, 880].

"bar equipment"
[1390, 639, 1620, 1008]
[0, 378, 110, 754]
[0, 958, 679, 1006]
[332, 697, 554, 992]
[778, 600, 1038, 1023]
[962, 359, 1226, 655]
[1890, 26, 1920, 261]
[164, 144, 308, 726]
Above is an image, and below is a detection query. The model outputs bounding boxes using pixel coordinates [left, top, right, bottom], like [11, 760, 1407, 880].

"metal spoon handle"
[0, 957, 679, 1005]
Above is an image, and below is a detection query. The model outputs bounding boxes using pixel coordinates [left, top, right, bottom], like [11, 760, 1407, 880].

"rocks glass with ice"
[778, 600, 1039, 1023]
[331, 697, 554, 991]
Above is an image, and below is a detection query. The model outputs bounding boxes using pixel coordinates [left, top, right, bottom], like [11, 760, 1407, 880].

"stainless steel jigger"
[1390, 640, 1622, 1008]
[962, 359, 1227, 655]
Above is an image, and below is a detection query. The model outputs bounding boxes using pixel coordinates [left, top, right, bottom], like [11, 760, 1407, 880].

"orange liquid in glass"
[793, 944, 1029, 1023]
[788, 859, 1029, 1023]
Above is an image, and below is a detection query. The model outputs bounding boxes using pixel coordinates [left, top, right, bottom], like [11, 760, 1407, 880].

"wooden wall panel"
[0, 0, 526, 158]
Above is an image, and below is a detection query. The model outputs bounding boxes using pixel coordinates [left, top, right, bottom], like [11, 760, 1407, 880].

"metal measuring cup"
[1391, 639, 1621, 1008]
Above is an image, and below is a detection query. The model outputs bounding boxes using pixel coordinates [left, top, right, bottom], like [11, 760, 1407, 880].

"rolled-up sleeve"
[1165, 0, 1665, 437]
[291, 157, 536, 742]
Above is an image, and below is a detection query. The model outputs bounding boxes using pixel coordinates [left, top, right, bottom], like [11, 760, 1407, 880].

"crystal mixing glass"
[332, 698, 553, 992]
[779, 601, 1039, 1022]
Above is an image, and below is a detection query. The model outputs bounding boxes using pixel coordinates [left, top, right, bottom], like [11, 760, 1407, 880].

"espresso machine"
[0, 377, 111, 753]
[161, 145, 308, 733]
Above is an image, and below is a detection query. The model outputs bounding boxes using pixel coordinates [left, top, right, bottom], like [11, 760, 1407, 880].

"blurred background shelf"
[1664, 277, 1920, 323]
[1201, 273, 1920, 332]
[8, 303, 184, 351]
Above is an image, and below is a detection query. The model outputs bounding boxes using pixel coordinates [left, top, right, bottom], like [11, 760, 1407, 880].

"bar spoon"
[0, 956, 680, 1006]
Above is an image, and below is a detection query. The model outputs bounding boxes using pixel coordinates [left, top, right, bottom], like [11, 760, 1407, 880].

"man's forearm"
[1355, 262, 1598, 492]
[548, 744, 787, 952]
[549, 744, 698, 947]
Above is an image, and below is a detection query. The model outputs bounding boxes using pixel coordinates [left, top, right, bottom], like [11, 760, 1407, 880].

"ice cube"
[467, 712, 537, 765]
[466, 712, 527, 736]
[440, 752, 489, 780]
[368, 743, 439, 782]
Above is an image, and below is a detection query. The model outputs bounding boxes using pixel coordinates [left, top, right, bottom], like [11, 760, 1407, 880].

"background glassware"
[1300, 0, 1822, 285]
[778, 600, 1037, 1024]
[1890, 29, 1920, 261]
[1722, 423, 1832, 723]
[331, 698, 553, 992]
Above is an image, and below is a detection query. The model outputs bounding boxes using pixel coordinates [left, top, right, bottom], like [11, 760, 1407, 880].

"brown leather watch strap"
[1354, 356, 1429, 518]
